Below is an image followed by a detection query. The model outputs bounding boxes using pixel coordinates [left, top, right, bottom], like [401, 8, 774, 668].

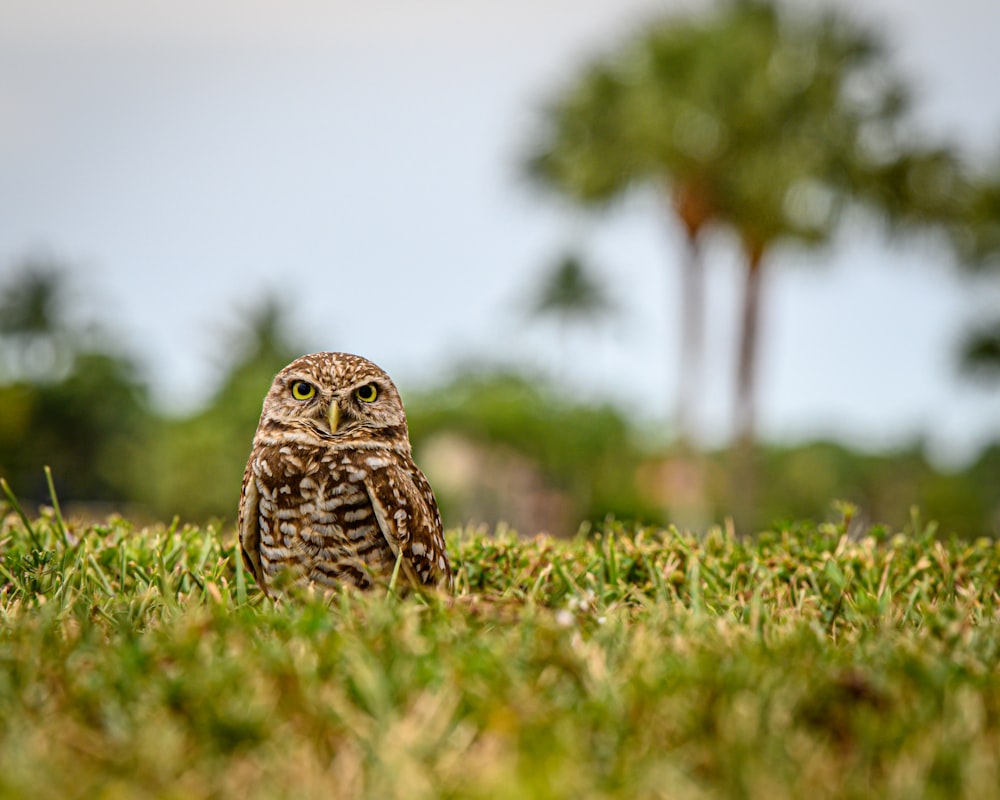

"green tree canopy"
[136, 299, 308, 520]
[529, 253, 616, 325]
[949, 157, 1000, 381]
[0, 259, 75, 382]
[527, 0, 964, 449]
[0, 262, 153, 505]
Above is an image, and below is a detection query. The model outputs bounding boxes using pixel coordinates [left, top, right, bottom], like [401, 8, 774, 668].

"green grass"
[1, 497, 999, 799]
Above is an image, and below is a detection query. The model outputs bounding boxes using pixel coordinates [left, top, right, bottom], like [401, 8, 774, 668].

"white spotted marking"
[260, 544, 294, 561]
[343, 506, 372, 523]
[298, 528, 327, 546]
[347, 524, 377, 541]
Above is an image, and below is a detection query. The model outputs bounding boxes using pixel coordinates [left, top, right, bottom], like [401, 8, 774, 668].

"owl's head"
[257, 352, 411, 448]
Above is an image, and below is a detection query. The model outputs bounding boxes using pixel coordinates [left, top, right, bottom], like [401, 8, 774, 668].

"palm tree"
[703, 4, 882, 442]
[722, 5, 969, 443]
[526, 252, 618, 382]
[950, 161, 1000, 380]
[528, 0, 961, 449]
[962, 323, 1000, 379]
[0, 259, 73, 380]
[528, 21, 725, 443]
[529, 252, 616, 325]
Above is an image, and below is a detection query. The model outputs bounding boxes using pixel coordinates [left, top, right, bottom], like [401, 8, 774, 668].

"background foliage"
[0, 260, 997, 537]
[1, 0, 998, 538]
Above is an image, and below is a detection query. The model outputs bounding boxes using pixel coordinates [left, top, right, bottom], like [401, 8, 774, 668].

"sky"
[2, 0, 999, 467]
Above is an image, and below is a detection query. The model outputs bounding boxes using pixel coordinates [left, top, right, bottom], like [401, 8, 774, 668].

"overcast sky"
[2, 0, 999, 466]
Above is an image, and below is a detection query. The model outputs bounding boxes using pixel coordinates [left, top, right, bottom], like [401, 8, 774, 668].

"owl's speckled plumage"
[238, 352, 451, 596]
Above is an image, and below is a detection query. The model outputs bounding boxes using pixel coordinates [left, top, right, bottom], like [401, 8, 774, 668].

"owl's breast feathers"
[238, 440, 451, 594]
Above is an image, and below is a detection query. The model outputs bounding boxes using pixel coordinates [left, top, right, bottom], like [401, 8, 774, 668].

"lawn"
[1, 493, 999, 799]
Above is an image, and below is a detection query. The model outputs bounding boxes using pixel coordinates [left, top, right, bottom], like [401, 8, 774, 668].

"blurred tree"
[950, 160, 1000, 380]
[527, 25, 718, 443]
[406, 368, 661, 533]
[0, 262, 62, 337]
[526, 252, 618, 379]
[0, 261, 153, 505]
[948, 156, 1000, 268]
[406, 367, 998, 538]
[721, 439, 998, 539]
[703, 4, 961, 444]
[961, 321, 1000, 379]
[0, 259, 73, 381]
[137, 299, 305, 520]
[527, 0, 964, 450]
[529, 252, 616, 325]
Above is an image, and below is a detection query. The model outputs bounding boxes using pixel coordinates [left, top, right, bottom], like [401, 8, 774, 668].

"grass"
[1, 491, 999, 799]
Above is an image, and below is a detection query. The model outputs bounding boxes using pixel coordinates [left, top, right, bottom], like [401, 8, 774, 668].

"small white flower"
[555, 609, 575, 628]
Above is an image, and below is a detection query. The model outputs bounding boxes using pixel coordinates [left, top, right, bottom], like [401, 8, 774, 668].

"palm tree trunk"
[665, 181, 712, 528]
[669, 179, 712, 446]
[668, 211, 711, 530]
[735, 245, 765, 446]
[675, 232, 704, 445]
[731, 244, 766, 533]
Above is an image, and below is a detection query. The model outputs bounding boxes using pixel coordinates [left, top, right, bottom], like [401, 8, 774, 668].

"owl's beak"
[327, 400, 341, 433]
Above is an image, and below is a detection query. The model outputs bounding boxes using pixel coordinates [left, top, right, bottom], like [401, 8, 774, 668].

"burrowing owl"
[238, 352, 451, 595]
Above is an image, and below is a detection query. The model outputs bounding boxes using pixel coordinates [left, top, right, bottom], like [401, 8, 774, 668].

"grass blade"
[1, 477, 42, 549]
[44, 465, 70, 544]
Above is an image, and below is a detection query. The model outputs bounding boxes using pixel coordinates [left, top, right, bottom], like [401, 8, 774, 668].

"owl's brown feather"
[362, 458, 450, 586]
[237, 352, 452, 596]
[238, 457, 263, 583]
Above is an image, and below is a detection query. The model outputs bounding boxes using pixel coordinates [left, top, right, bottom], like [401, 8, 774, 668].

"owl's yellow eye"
[290, 381, 316, 401]
[355, 383, 378, 403]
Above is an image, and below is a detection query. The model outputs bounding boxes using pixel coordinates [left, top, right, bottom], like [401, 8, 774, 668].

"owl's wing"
[363, 459, 452, 590]
[237, 457, 266, 592]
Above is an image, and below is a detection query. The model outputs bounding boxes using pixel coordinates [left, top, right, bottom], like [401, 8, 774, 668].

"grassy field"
[1, 494, 999, 799]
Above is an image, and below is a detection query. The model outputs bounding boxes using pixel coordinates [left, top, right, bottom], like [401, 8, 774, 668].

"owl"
[238, 352, 451, 596]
